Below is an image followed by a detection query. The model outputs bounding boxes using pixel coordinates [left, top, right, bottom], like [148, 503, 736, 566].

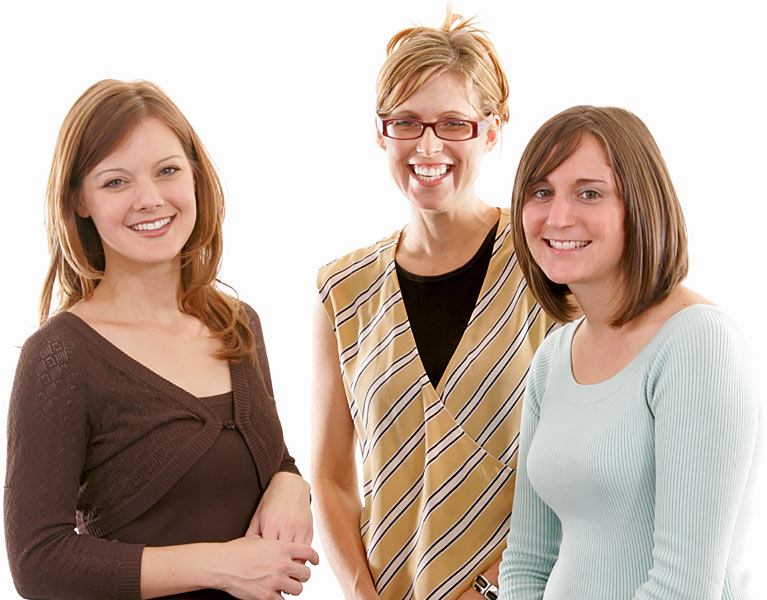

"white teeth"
[548, 239, 589, 250]
[131, 217, 171, 231]
[412, 164, 449, 179]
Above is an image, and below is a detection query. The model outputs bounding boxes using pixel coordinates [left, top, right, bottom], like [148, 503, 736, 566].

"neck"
[402, 198, 497, 257]
[569, 281, 628, 338]
[91, 257, 185, 324]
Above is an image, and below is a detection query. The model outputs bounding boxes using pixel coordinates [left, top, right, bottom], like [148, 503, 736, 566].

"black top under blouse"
[396, 219, 499, 387]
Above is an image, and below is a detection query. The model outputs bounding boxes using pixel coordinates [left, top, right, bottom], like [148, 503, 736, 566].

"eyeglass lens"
[385, 120, 476, 140]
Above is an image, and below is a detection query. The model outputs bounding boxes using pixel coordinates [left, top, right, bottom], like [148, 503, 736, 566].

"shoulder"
[11, 313, 92, 414]
[316, 229, 400, 296]
[645, 305, 756, 413]
[649, 304, 748, 364]
[18, 312, 90, 367]
[229, 298, 265, 342]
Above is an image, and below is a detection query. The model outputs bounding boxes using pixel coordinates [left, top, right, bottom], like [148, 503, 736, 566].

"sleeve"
[246, 305, 300, 477]
[633, 311, 759, 599]
[498, 343, 562, 600]
[4, 328, 144, 599]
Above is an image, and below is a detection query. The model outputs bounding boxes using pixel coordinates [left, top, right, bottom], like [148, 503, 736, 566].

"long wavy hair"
[41, 79, 254, 362]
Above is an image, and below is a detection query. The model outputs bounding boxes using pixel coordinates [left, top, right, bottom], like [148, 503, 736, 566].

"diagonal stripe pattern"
[317, 208, 553, 599]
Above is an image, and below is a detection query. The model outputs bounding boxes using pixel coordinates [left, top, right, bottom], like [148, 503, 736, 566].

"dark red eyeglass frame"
[377, 117, 489, 140]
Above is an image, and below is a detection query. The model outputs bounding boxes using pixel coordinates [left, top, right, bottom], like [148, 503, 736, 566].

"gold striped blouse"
[317, 208, 553, 600]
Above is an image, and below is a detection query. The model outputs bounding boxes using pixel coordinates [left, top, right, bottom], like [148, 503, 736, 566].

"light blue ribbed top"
[499, 305, 760, 599]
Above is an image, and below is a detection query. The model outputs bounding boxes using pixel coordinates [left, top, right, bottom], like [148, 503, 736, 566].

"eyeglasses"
[377, 117, 490, 141]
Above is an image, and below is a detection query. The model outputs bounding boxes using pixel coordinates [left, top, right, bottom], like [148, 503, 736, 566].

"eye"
[104, 178, 125, 189]
[392, 119, 420, 127]
[529, 187, 552, 201]
[579, 189, 600, 201]
[159, 166, 179, 176]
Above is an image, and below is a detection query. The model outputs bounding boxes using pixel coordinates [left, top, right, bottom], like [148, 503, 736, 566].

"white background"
[1, 0, 764, 597]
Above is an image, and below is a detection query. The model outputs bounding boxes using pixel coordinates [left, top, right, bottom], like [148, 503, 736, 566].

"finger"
[280, 576, 304, 596]
[245, 517, 261, 537]
[285, 561, 312, 582]
[289, 544, 320, 565]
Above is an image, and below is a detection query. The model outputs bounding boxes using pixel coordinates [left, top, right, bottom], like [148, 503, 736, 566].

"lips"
[547, 239, 590, 250]
[409, 163, 452, 183]
[129, 216, 173, 231]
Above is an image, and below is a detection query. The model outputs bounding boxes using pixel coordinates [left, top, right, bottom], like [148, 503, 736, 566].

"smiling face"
[376, 71, 498, 214]
[522, 135, 625, 296]
[77, 118, 196, 273]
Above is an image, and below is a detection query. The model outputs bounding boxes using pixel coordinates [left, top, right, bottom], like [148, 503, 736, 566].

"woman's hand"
[246, 471, 313, 544]
[140, 536, 319, 599]
[213, 536, 319, 599]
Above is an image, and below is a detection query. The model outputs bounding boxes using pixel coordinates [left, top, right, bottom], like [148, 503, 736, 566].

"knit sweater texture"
[499, 305, 760, 599]
[4, 304, 298, 599]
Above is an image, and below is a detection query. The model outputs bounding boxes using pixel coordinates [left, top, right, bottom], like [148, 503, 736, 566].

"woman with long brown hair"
[5, 79, 318, 599]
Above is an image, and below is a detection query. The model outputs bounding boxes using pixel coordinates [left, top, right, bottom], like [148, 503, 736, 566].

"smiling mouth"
[410, 164, 452, 182]
[547, 239, 590, 250]
[130, 216, 173, 231]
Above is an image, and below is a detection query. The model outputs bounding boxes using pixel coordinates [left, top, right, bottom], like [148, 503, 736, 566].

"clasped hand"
[220, 472, 317, 599]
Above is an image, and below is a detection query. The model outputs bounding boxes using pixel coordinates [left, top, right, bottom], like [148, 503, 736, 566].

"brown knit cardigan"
[4, 304, 299, 599]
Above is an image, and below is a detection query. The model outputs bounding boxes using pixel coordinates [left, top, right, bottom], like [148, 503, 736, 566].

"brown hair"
[41, 79, 254, 362]
[376, 9, 509, 123]
[512, 105, 688, 326]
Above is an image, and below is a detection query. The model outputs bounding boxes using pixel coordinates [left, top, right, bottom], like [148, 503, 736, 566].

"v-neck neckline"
[56, 311, 233, 417]
[389, 211, 508, 395]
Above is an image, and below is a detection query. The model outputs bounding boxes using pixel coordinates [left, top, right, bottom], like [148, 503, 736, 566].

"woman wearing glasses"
[311, 12, 553, 600]
[5, 79, 318, 599]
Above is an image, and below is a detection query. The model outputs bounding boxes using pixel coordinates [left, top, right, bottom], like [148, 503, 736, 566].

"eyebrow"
[388, 111, 474, 120]
[535, 177, 608, 185]
[93, 154, 185, 178]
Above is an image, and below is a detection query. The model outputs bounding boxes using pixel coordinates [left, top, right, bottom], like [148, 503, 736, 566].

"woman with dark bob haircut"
[498, 105, 759, 599]
[5, 79, 318, 599]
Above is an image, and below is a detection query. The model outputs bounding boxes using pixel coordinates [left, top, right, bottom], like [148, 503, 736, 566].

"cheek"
[522, 203, 545, 238]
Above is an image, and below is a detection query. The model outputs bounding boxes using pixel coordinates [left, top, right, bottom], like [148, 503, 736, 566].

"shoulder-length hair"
[512, 105, 688, 326]
[376, 9, 509, 124]
[41, 79, 254, 362]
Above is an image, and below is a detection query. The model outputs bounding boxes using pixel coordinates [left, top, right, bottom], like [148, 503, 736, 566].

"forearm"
[481, 558, 500, 586]
[140, 543, 220, 599]
[313, 478, 379, 600]
[142, 536, 318, 599]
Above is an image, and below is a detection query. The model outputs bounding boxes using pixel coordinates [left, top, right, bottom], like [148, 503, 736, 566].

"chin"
[407, 190, 456, 213]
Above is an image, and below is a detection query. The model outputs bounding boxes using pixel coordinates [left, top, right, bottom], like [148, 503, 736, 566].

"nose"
[545, 193, 575, 228]
[133, 179, 164, 211]
[417, 125, 443, 156]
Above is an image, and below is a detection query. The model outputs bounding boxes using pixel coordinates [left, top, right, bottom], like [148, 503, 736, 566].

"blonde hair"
[41, 79, 254, 362]
[376, 9, 509, 123]
[512, 105, 688, 326]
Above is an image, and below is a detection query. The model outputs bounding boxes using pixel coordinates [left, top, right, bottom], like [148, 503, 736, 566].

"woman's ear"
[484, 115, 502, 153]
[376, 121, 387, 151]
[73, 194, 90, 218]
